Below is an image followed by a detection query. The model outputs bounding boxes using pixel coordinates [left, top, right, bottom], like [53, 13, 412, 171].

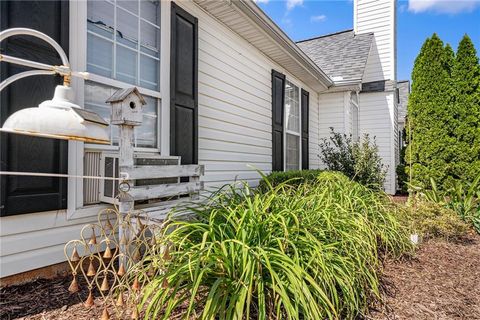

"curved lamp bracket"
[0, 28, 109, 144]
[0, 28, 89, 91]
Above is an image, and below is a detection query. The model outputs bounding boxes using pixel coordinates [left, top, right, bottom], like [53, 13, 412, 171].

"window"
[271, 70, 309, 173]
[85, 81, 158, 148]
[87, 0, 160, 89]
[351, 92, 359, 141]
[284, 80, 301, 171]
[85, 0, 161, 149]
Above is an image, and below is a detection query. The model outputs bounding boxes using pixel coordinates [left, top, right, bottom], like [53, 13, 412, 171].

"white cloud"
[310, 14, 327, 22]
[408, 0, 480, 14]
[286, 0, 303, 11]
[253, 0, 270, 4]
[282, 17, 293, 28]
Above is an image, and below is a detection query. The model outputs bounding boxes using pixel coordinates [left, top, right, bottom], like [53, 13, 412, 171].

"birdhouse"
[106, 87, 146, 126]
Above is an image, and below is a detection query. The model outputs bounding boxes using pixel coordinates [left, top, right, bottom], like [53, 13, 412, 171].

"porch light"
[1, 85, 109, 144]
[0, 28, 110, 144]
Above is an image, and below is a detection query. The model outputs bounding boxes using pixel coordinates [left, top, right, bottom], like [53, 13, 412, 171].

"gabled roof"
[297, 30, 373, 84]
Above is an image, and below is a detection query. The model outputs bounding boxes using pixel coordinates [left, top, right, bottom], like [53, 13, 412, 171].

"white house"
[0, 0, 402, 279]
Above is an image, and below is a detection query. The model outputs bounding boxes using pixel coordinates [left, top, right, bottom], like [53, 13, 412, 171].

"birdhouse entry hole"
[130, 101, 136, 109]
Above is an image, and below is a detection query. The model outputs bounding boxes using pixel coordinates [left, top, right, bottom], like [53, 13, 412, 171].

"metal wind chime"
[64, 207, 166, 319]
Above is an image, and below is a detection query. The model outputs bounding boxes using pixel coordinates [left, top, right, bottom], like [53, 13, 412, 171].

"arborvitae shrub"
[451, 35, 480, 187]
[405, 33, 480, 191]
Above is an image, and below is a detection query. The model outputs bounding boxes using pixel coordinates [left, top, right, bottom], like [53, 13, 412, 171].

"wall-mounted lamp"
[0, 28, 110, 144]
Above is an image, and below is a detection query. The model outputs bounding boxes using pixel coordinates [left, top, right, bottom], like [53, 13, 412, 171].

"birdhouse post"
[106, 87, 146, 214]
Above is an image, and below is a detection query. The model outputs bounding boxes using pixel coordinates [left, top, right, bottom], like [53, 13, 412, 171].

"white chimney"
[353, 0, 396, 82]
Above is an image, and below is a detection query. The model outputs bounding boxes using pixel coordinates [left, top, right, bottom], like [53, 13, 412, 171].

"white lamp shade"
[1, 85, 110, 144]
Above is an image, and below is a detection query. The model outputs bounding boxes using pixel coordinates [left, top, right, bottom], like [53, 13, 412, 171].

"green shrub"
[140, 172, 411, 319]
[352, 135, 388, 190]
[319, 128, 387, 190]
[445, 177, 480, 232]
[405, 34, 480, 191]
[318, 129, 355, 177]
[396, 142, 408, 194]
[396, 163, 408, 194]
[412, 173, 480, 233]
[257, 169, 322, 190]
[397, 201, 470, 240]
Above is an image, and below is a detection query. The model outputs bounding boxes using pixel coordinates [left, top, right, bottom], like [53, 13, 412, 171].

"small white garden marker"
[410, 233, 419, 245]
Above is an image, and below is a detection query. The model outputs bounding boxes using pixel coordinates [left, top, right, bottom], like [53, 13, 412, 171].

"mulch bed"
[0, 276, 105, 320]
[370, 234, 480, 320]
[1, 235, 479, 320]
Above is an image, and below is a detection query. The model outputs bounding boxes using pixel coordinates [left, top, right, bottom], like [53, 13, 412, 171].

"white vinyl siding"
[354, 0, 396, 82]
[350, 92, 359, 141]
[318, 92, 346, 150]
[359, 91, 396, 194]
[353, 0, 397, 193]
[178, 1, 320, 189]
[0, 210, 104, 278]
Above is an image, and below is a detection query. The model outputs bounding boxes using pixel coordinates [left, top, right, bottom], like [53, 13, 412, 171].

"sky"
[255, 0, 480, 81]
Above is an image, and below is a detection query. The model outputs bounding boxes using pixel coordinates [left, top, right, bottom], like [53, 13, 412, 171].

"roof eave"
[327, 79, 362, 92]
[236, 0, 333, 87]
[192, 0, 333, 91]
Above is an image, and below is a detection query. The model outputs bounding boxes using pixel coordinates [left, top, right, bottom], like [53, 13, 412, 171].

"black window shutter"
[301, 89, 309, 170]
[271, 70, 285, 172]
[0, 1, 69, 216]
[170, 3, 198, 165]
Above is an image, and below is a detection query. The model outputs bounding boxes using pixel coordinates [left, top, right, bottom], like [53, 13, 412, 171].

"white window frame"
[67, 0, 172, 220]
[283, 78, 302, 171]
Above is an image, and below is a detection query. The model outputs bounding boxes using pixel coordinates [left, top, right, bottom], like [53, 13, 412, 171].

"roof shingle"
[297, 30, 373, 82]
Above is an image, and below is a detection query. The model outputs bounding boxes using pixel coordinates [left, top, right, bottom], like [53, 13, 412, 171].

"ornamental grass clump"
[140, 171, 411, 319]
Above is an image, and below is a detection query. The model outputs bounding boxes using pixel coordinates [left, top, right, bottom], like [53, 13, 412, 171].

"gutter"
[328, 78, 362, 92]
[231, 0, 334, 89]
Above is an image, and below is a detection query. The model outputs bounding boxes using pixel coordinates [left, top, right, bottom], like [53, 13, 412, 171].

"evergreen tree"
[451, 35, 480, 186]
[405, 34, 456, 189]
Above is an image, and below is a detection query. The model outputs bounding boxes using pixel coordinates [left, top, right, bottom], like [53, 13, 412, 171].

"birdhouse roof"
[71, 107, 109, 126]
[105, 87, 146, 105]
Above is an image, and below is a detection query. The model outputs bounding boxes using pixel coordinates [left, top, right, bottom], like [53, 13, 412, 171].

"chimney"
[353, 0, 396, 82]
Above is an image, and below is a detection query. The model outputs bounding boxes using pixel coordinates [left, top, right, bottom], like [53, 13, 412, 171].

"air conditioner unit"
[99, 152, 181, 204]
